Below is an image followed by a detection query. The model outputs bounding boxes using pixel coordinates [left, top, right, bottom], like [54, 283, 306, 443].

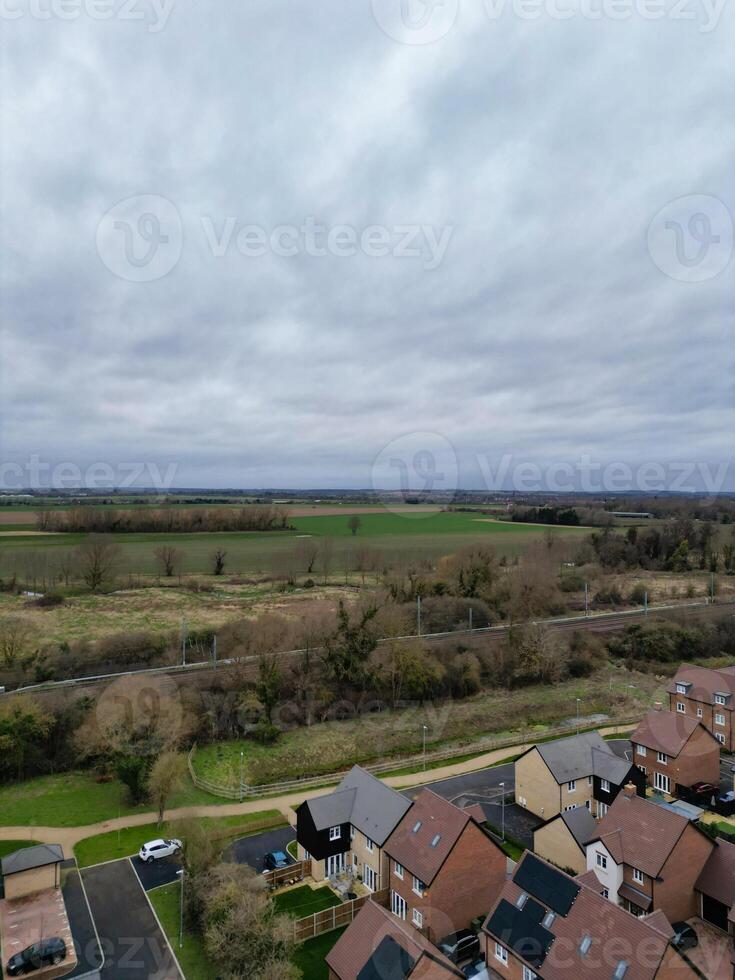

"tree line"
[36, 504, 292, 533]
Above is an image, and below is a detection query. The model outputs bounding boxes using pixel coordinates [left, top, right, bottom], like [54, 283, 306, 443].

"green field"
[149, 882, 212, 980]
[0, 771, 219, 828]
[0, 511, 589, 577]
[73, 809, 284, 867]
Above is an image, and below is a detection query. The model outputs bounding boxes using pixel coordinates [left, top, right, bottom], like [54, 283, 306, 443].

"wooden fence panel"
[293, 890, 390, 943]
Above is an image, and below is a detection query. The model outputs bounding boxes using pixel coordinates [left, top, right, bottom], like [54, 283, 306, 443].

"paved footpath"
[0, 724, 634, 857]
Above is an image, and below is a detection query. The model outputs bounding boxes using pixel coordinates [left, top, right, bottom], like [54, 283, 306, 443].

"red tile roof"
[384, 789, 480, 886]
[668, 664, 735, 705]
[588, 791, 694, 878]
[483, 852, 675, 980]
[325, 899, 462, 980]
[631, 709, 709, 757]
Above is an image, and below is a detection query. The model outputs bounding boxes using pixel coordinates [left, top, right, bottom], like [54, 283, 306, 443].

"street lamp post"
[239, 750, 244, 803]
[177, 868, 185, 949]
[422, 725, 428, 770]
[576, 698, 581, 733]
[499, 782, 505, 842]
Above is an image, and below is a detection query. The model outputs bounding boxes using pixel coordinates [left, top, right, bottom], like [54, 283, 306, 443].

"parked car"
[7, 937, 66, 976]
[671, 922, 698, 952]
[683, 782, 719, 804]
[262, 850, 291, 872]
[462, 959, 487, 978]
[138, 838, 182, 863]
[438, 929, 480, 964]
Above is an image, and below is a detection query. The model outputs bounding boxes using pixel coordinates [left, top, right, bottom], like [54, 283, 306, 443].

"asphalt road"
[131, 854, 183, 892]
[61, 859, 104, 978]
[82, 859, 182, 980]
[224, 826, 296, 873]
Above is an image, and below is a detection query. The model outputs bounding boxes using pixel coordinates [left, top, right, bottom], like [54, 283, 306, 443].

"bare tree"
[75, 536, 122, 592]
[148, 750, 186, 828]
[153, 545, 184, 578]
[211, 548, 227, 576]
[347, 515, 361, 536]
[295, 537, 319, 575]
[0, 617, 35, 667]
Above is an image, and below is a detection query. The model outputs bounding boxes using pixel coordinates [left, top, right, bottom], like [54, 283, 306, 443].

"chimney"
[623, 783, 637, 799]
[654, 702, 663, 711]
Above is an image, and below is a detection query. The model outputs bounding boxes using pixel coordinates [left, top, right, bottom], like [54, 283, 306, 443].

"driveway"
[82, 859, 182, 979]
[224, 826, 296, 873]
[131, 854, 183, 892]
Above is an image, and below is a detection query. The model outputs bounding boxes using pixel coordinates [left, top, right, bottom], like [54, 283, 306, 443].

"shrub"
[249, 722, 281, 746]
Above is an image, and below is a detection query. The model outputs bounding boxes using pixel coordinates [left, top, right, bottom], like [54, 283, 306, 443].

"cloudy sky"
[1, 0, 733, 492]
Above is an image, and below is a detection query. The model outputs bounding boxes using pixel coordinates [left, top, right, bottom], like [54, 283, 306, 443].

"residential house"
[482, 851, 697, 980]
[326, 899, 464, 980]
[296, 765, 412, 887]
[533, 807, 597, 875]
[694, 836, 735, 935]
[631, 706, 720, 796]
[586, 784, 715, 923]
[515, 731, 646, 820]
[383, 788, 507, 943]
[668, 664, 735, 750]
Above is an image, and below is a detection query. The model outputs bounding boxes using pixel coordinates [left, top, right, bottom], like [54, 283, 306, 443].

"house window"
[588, 776, 593, 786]
[564, 804, 578, 812]
[522, 968, 537, 980]
[412, 876, 425, 897]
[716, 733, 726, 745]
[633, 868, 644, 884]
[303, 849, 310, 860]
[637, 745, 646, 757]
[353, 853, 358, 867]
[597, 802, 608, 818]
[697, 707, 703, 718]
[715, 714, 726, 726]
[715, 695, 726, 705]
[394, 862, 404, 880]
[657, 752, 668, 765]
[365, 837, 374, 853]
[602, 888, 609, 899]
[654, 771, 670, 793]
[568, 780, 576, 792]
[364, 865, 377, 891]
[329, 826, 341, 841]
[350, 826, 355, 841]
[637, 766, 646, 775]
[494, 943, 508, 965]
[412, 908, 423, 928]
[596, 852, 608, 870]
[676, 684, 687, 695]
[600, 779, 610, 793]
[677, 702, 686, 714]
[391, 890, 407, 920]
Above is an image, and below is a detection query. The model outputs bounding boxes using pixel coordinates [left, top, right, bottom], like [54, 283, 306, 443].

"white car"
[138, 838, 182, 864]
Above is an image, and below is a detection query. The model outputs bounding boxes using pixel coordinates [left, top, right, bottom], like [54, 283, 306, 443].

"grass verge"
[148, 882, 211, 980]
[74, 810, 284, 868]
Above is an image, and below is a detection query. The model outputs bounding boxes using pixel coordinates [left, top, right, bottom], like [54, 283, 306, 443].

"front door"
[327, 853, 345, 877]
[391, 890, 407, 920]
[364, 865, 377, 892]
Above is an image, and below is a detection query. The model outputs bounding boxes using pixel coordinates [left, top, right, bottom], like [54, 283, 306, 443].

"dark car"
[438, 929, 480, 964]
[7, 937, 67, 976]
[671, 922, 698, 952]
[690, 782, 718, 800]
[463, 959, 487, 978]
[263, 850, 291, 872]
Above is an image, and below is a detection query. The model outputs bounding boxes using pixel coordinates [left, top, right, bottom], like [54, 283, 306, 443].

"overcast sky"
[1, 0, 733, 492]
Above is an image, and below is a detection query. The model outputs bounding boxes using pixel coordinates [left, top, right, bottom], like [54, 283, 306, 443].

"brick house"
[383, 789, 507, 943]
[326, 899, 464, 980]
[533, 807, 597, 875]
[482, 851, 698, 980]
[296, 765, 411, 887]
[515, 731, 645, 821]
[585, 785, 715, 923]
[631, 707, 720, 796]
[668, 664, 735, 750]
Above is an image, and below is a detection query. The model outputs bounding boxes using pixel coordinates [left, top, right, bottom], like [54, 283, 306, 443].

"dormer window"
[676, 684, 687, 695]
[715, 694, 727, 706]
[329, 826, 341, 841]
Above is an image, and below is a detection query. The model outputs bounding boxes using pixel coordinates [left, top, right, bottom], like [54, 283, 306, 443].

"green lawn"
[273, 885, 342, 919]
[0, 839, 40, 859]
[0, 771, 220, 828]
[292, 928, 346, 980]
[148, 882, 212, 980]
[74, 809, 284, 867]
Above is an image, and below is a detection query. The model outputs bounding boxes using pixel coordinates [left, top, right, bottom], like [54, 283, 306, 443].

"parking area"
[224, 826, 296, 873]
[60, 860, 104, 978]
[131, 855, 182, 893]
[683, 918, 734, 980]
[82, 860, 181, 980]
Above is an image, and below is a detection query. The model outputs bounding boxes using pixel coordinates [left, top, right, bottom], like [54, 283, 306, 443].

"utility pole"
[417, 596, 422, 637]
[177, 869, 185, 948]
[499, 782, 505, 842]
[239, 750, 244, 803]
[576, 698, 581, 734]
[422, 725, 428, 770]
